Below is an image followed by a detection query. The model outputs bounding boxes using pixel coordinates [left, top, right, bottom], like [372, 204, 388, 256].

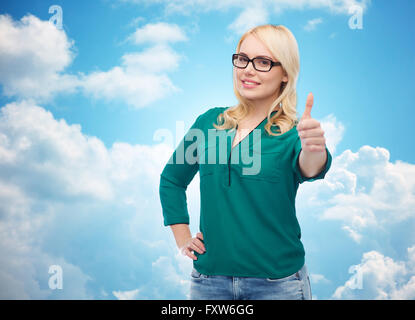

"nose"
[244, 60, 256, 74]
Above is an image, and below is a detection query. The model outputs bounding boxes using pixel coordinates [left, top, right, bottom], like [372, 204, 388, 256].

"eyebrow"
[238, 52, 274, 60]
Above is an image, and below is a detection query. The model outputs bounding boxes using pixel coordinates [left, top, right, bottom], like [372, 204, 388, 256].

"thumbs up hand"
[297, 92, 326, 153]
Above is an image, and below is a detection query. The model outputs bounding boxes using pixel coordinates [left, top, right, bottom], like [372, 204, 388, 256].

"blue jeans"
[189, 264, 312, 300]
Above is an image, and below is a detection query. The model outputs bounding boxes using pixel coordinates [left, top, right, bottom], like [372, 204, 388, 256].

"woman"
[159, 24, 332, 300]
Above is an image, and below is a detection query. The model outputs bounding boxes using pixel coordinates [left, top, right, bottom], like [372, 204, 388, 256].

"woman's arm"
[159, 114, 203, 226]
[170, 223, 192, 249]
[298, 148, 327, 178]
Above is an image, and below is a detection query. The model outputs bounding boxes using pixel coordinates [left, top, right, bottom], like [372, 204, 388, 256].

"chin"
[240, 94, 257, 101]
[240, 91, 264, 100]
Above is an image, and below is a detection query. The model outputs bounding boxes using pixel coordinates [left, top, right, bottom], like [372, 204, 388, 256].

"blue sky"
[0, 0, 414, 299]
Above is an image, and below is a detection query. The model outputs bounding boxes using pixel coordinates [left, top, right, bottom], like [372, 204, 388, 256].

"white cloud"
[0, 174, 93, 299]
[120, 0, 372, 40]
[0, 14, 186, 108]
[304, 18, 323, 31]
[342, 225, 362, 243]
[81, 52, 180, 109]
[293, 114, 415, 247]
[127, 22, 188, 44]
[0, 99, 200, 298]
[310, 273, 331, 284]
[320, 113, 345, 155]
[113, 288, 141, 300]
[113, 250, 195, 299]
[0, 14, 80, 101]
[0, 100, 114, 201]
[121, 45, 181, 73]
[332, 245, 415, 299]
[121, 0, 371, 15]
[128, 16, 146, 28]
[316, 145, 415, 242]
[228, 4, 269, 36]
[82, 22, 188, 108]
[120, 0, 371, 38]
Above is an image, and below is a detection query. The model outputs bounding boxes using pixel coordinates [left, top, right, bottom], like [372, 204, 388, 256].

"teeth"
[243, 81, 258, 85]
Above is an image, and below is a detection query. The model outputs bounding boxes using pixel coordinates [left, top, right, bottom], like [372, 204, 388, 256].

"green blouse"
[159, 106, 332, 278]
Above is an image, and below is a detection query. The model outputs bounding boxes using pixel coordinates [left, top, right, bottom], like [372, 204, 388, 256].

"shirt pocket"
[199, 164, 215, 177]
[199, 141, 217, 177]
[238, 149, 282, 183]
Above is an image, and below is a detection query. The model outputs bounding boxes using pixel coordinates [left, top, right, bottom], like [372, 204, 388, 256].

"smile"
[241, 80, 260, 88]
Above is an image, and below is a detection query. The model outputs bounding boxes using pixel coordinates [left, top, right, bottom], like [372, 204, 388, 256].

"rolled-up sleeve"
[159, 114, 203, 226]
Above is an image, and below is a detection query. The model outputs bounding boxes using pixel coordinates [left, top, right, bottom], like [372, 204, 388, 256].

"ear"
[282, 73, 288, 82]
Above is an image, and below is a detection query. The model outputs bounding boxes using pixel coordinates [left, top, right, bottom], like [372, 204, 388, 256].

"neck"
[246, 91, 282, 119]
[246, 100, 280, 120]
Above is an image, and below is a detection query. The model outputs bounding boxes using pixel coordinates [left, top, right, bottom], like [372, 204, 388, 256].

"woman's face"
[234, 34, 288, 105]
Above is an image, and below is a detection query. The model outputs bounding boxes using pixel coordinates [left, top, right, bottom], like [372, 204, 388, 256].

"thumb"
[196, 232, 204, 240]
[301, 92, 314, 120]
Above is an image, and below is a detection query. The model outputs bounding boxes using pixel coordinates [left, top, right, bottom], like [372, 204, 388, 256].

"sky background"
[0, 0, 414, 299]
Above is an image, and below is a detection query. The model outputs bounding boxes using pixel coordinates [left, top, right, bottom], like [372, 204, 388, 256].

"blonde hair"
[213, 24, 300, 136]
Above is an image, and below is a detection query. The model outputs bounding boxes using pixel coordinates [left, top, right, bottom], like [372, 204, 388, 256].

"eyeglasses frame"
[232, 53, 282, 72]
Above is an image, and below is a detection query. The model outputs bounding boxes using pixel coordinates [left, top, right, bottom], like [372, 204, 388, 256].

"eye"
[258, 58, 271, 66]
[238, 56, 249, 62]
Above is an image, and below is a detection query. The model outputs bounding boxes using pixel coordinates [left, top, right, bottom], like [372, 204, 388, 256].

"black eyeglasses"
[232, 53, 282, 72]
